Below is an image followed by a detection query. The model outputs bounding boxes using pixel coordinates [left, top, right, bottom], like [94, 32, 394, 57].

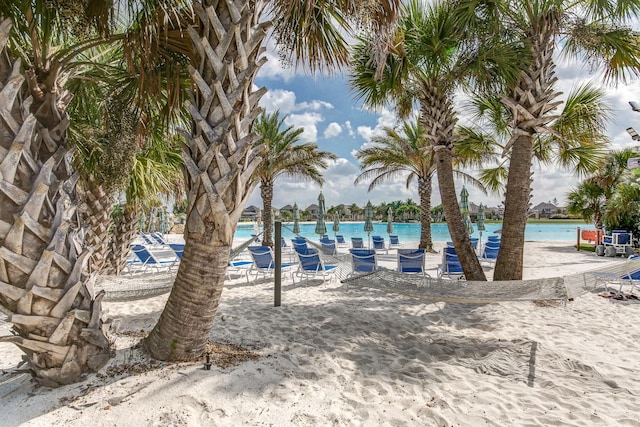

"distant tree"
[253, 111, 336, 247]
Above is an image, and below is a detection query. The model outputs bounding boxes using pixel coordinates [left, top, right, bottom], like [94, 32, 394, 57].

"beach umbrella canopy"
[315, 192, 327, 236]
[332, 214, 340, 236]
[139, 211, 146, 233]
[463, 213, 475, 235]
[477, 204, 486, 232]
[159, 209, 169, 234]
[364, 201, 374, 247]
[386, 207, 394, 235]
[459, 186, 470, 215]
[292, 203, 300, 234]
[459, 186, 473, 234]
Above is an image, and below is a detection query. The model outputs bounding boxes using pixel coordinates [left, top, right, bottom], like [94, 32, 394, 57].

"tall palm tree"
[145, 0, 402, 361]
[0, 2, 191, 386]
[0, 16, 113, 387]
[350, 0, 522, 280]
[356, 119, 491, 251]
[456, 0, 640, 280]
[253, 111, 335, 247]
[355, 120, 435, 250]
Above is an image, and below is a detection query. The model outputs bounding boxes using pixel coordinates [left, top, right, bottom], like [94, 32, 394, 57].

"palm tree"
[0, 1, 191, 385]
[104, 136, 184, 276]
[456, 0, 640, 280]
[68, 41, 190, 275]
[350, 0, 522, 280]
[356, 119, 491, 250]
[567, 149, 636, 231]
[252, 111, 336, 247]
[355, 120, 435, 250]
[145, 0, 402, 361]
[349, 203, 363, 220]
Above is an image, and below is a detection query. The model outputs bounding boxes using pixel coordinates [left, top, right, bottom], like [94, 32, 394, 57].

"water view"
[235, 221, 591, 243]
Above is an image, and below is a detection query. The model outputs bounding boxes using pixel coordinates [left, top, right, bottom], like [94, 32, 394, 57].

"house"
[241, 205, 261, 221]
[305, 203, 320, 218]
[531, 202, 559, 219]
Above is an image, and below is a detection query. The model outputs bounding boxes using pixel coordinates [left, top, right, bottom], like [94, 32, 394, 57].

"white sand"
[1, 241, 639, 426]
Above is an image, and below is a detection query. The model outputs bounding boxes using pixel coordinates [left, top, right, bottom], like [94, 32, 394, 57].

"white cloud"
[256, 38, 299, 82]
[247, 157, 417, 209]
[323, 122, 342, 139]
[345, 121, 355, 137]
[259, 89, 297, 114]
[356, 108, 397, 143]
[284, 112, 324, 143]
[259, 89, 335, 117]
[298, 100, 334, 111]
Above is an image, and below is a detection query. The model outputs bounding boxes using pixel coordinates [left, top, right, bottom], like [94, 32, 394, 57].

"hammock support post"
[274, 220, 282, 307]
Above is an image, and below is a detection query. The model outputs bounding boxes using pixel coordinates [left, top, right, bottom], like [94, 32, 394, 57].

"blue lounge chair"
[150, 232, 168, 246]
[438, 246, 464, 280]
[139, 233, 158, 247]
[168, 243, 184, 262]
[351, 237, 364, 248]
[349, 248, 380, 276]
[294, 248, 338, 283]
[389, 235, 400, 247]
[320, 239, 338, 255]
[372, 236, 386, 252]
[292, 238, 308, 253]
[397, 248, 428, 276]
[335, 235, 348, 247]
[128, 244, 177, 274]
[246, 246, 295, 282]
[481, 241, 500, 264]
[227, 259, 254, 279]
[487, 235, 501, 242]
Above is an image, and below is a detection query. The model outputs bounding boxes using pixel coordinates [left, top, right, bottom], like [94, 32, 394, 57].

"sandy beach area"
[1, 240, 639, 426]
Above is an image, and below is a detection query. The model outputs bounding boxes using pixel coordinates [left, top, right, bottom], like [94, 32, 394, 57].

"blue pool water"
[235, 221, 589, 243]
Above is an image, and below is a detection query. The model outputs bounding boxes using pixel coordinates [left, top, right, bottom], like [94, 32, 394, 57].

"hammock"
[341, 269, 569, 303]
[342, 259, 637, 304]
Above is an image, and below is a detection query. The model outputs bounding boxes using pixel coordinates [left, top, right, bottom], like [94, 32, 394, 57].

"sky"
[245, 37, 640, 212]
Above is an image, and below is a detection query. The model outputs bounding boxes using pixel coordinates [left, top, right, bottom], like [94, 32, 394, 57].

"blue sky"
[246, 39, 640, 212]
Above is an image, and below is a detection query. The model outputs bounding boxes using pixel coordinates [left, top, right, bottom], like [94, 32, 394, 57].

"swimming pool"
[234, 221, 591, 243]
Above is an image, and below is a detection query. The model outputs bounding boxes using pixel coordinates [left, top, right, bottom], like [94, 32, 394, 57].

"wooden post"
[576, 227, 580, 251]
[274, 220, 282, 307]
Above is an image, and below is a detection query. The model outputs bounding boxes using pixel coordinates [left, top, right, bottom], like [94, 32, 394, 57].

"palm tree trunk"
[145, 0, 268, 361]
[418, 176, 434, 251]
[0, 18, 110, 387]
[494, 24, 559, 280]
[493, 135, 533, 280]
[260, 180, 274, 247]
[104, 205, 140, 276]
[420, 84, 485, 280]
[78, 177, 114, 273]
[435, 147, 486, 281]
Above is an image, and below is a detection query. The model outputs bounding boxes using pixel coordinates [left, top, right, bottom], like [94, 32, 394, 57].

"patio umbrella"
[364, 201, 374, 248]
[477, 203, 486, 242]
[159, 209, 169, 235]
[332, 214, 340, 239]
[292, 203, 301, 234]
[139, 211, 146, 233]
[386, 207, 394, 235]
[315, 192, 327, 237]
[460, 186, 474, 235]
